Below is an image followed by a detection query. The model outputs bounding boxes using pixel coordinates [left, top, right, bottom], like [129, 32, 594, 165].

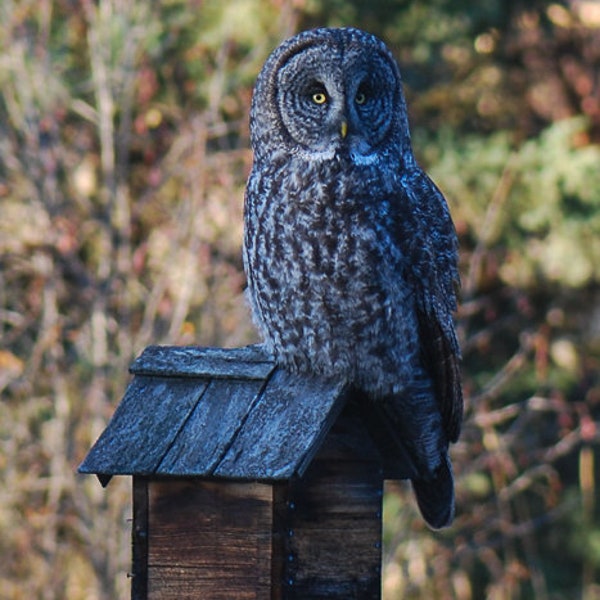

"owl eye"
[312, 92, 328, 105]
[355, 92, 367, 105]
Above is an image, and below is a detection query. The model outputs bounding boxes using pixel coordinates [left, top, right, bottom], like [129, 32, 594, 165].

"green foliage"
[422, 117, 600, 288]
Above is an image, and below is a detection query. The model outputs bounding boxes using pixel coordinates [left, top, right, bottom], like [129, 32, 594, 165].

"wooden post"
[78, 346, 412, 599]
[277, 417, 384, 599]
[131, 477, 149, 600]
[129, 406, 383, 599]
[133, 478, 277, 599]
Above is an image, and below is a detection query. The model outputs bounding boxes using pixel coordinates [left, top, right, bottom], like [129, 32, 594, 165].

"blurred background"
[1, 0, 599, 598]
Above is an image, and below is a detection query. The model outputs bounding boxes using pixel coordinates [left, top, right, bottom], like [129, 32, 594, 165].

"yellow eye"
[355, 92, 366, 105]
[312, 92, 327, 105]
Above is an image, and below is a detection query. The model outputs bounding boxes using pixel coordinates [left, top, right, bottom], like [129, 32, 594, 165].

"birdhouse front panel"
[135, 477, 278, 600]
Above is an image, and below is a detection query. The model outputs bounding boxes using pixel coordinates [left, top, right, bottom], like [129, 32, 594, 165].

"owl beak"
[340, 120, 348, 139]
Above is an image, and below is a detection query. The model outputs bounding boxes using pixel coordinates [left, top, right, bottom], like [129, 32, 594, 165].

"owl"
[243, 27, 462, 529]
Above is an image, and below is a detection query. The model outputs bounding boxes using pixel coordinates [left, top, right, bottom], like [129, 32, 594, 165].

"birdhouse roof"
[79, 345, 415, 486]
[79, 345, 353, 485]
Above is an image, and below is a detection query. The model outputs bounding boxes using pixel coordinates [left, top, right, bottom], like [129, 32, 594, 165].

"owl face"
[275, 43, 397, 161]
[251, 28, 411, 164]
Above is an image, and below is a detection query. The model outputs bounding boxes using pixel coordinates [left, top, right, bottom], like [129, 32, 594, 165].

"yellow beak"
[340, 121, 348, 139]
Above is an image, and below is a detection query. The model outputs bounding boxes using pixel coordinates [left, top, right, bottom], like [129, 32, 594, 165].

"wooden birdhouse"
[79, 345, 413, 599]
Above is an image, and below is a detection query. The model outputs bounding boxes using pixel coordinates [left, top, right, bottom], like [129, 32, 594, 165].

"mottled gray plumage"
[243, 27, 462, 528]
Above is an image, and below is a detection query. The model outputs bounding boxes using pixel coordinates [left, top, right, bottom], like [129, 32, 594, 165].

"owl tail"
[411, 453, 455, 529]
[357, 386, 456, 528]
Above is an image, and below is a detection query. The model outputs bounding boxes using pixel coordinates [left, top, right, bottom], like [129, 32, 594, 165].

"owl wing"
[397, 167, 463, 443]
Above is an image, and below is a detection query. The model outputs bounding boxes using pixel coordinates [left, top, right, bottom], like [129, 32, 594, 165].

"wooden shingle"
[79, 345, 349, 483]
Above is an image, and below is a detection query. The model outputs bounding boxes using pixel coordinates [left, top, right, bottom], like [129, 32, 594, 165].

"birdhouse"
[79, 345, 414, 599]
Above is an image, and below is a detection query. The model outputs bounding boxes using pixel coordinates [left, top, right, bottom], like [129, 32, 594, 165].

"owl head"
[250, 27, 413, 166]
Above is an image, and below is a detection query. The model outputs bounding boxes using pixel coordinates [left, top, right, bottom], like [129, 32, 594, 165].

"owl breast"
[244, 154, 419, 395]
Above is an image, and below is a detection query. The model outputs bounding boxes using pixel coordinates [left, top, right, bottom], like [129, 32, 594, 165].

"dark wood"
[79, 364, 359, 483]
[146, 479, 275, 600]
[130, 344, 275, 380]
[131, 477, 149, 600]
[214, 369, 347, 480]
[157, 378, 266, 474]
[271, 484, 288, 600]
[129, 409, 383, 600]
[76, 345, 419, 600]
[283, 461, 383, 599]
[78, 376, 209, 479]
[277, 408, 384, 599]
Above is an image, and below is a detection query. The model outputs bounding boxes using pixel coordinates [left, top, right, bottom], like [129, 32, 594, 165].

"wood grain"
[146, 479, 275, 600]
[130, 344, 275, 380]
[157, 378, 265, 474]
[78, 376, 209, 478]
[131, 477, 149, 600]
[277, 409, 384, 599]
[214, 369, 347, 480]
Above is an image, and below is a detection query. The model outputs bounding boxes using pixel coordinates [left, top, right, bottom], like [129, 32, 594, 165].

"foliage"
[421, 117, 600, 288]
[1, 0, 599, 598]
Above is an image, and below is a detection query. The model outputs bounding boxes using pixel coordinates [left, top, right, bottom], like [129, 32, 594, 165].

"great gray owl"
[243, 27, 462, 529]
